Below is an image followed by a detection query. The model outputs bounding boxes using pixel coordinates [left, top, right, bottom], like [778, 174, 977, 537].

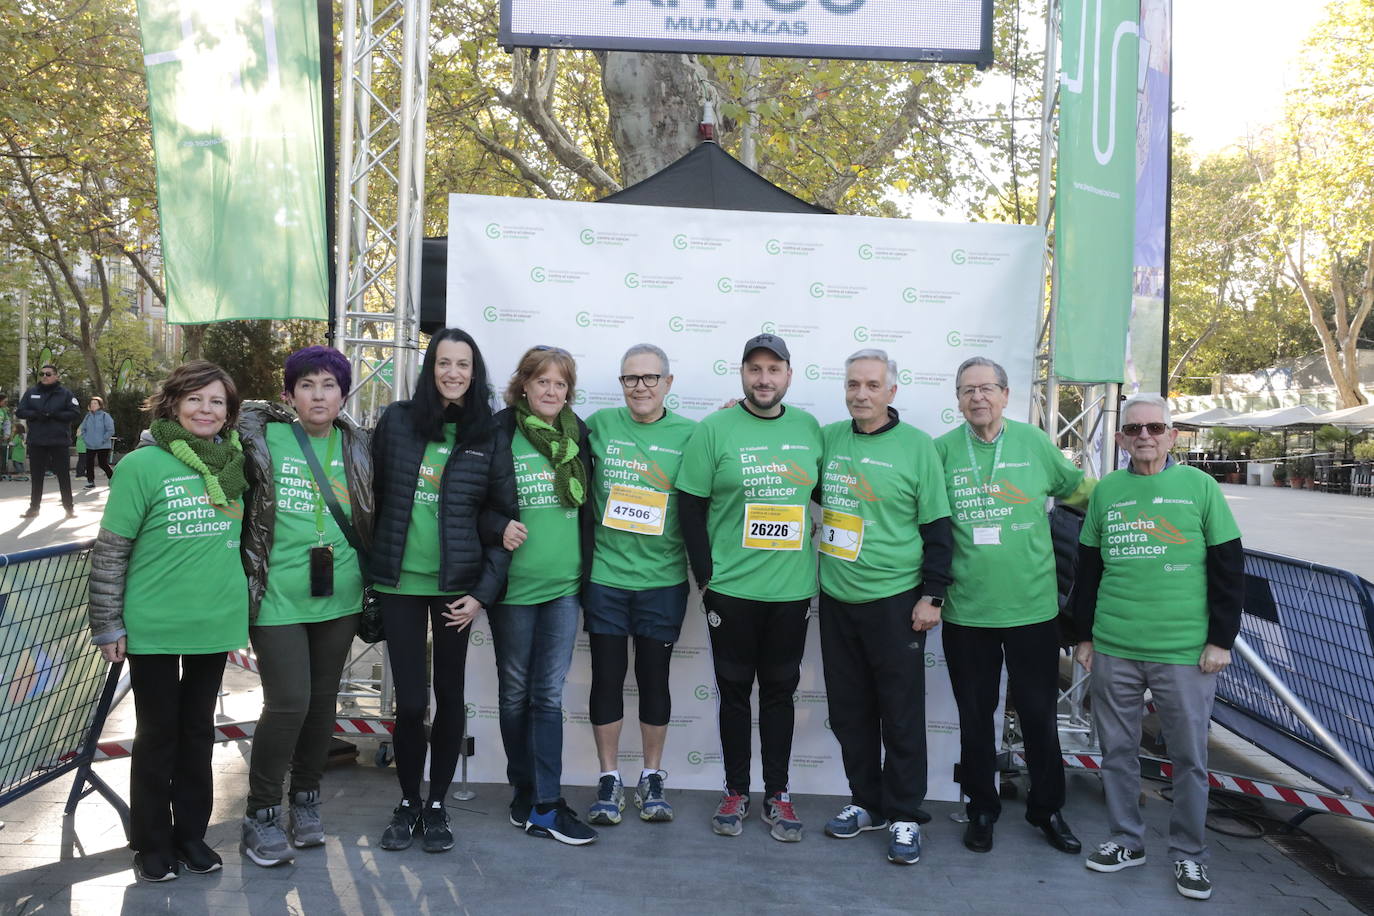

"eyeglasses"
[957, 383, 1004, 399]
[1121, 422, 1171, 437]
[618, 374, 662, 389]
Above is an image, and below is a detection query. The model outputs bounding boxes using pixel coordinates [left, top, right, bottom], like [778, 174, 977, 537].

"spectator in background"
[79, 396, 116, 488]
[16, 364, 80, 518]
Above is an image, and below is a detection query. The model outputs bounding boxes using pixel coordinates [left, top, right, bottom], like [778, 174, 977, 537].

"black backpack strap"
[291, 421, 365, 557]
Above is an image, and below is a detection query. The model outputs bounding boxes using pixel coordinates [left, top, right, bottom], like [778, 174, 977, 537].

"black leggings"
[379, 593, 471, 803]
[588, 634, 674, 727]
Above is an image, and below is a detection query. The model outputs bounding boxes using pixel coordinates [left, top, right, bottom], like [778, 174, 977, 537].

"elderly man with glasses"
[1072, 394, 1244, 902]
[934, 356, 1091, 856]
[16, 364, 82, 519]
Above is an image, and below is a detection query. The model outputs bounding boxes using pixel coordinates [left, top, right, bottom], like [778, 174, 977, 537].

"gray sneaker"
[241, 807, 294, 867]
[763, 792, 803, 843]
[634, 771, 673, 822]
[587, 774, 624, 826]
[289, 790, 325, 848]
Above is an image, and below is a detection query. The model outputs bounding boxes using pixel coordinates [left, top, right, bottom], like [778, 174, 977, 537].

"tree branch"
[815, 77, 927, 211]
[464, 124, 563, 200]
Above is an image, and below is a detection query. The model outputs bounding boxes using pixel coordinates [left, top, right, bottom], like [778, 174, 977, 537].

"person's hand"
[443, 595, 484, 630]
[99, 637, 126, 663]
[1199, 644, 1231, 674]
[502, 520, 528, 551]
[1074, 640, 1094, 673]
[911, 597, 941, 632]
[718, 398, 740, 411]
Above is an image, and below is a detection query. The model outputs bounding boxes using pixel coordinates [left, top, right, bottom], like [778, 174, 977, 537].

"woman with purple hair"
[236, 346, 374, 866]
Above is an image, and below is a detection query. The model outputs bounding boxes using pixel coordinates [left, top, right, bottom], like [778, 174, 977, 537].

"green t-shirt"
[375, 424, 463, 596]
[99, 445, 248, 654]
[818, 418, 951, 604]
[934, 419, 1086, 628]
[1080, 463, 1241, 665]
[503, 428, 581, 605]
[675, 403, 823, 603]
[587, 407, 697, 591]
[255, 424, 363, 625]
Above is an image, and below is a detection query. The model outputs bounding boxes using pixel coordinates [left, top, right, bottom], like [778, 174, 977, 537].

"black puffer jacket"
[239, 401, 375, 620]
[16, 382, 80, 446]
[370, 401, 518, 606]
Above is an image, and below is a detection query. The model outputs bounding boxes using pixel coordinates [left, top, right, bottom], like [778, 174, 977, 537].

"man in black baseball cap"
[741, 333, 790, 363]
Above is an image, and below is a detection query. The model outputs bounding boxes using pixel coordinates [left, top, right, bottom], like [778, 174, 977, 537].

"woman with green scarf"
[87, 360, 249, 882]
[492, 345, 597, 846]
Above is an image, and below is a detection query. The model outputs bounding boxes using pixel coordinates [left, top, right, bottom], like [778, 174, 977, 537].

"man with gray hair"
[817, 348, 952, 865]
[934, 356, 1090, 856]
[1072, 394, 1244, 901]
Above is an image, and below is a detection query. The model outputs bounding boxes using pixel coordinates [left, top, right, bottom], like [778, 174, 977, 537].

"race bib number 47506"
[742, 503, 805, 551]
[601, 484, 667, 536]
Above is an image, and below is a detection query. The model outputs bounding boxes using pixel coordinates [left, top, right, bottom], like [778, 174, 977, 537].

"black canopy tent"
[419, 140, 831, 333]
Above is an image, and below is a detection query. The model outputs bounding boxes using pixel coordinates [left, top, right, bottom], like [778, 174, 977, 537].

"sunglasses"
[1121, 422, 1171, 436]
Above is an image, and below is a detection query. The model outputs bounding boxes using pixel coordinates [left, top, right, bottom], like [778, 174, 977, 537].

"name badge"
[973, 526, 1002, 546]
[818, 508, 863, 562]
[742, 503, 806, 551]
[601, 484, 668, 536]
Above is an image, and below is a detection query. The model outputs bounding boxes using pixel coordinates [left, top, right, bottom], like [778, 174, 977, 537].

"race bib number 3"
[818, 508, 863, 562]
[742, 503, 806, 551]
[602, 484, 668, 536]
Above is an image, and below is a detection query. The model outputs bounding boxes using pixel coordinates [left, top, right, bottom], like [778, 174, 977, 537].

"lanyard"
[963, 423, 1005, 505]
[307, 427, 339, 544]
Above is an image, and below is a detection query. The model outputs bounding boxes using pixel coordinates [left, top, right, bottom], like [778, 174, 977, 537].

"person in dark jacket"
[237, 346, 374, 867]
[370, 327, 518, 854]
[16, 364, 81, 517]
[490, 345, 598, 846]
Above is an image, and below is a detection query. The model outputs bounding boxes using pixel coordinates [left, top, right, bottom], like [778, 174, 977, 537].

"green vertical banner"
[137, 0, 328, 324]
[1053, 0, 1139, 383]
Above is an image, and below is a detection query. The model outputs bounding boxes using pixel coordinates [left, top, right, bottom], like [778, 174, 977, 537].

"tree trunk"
[600, 52, 704, 186]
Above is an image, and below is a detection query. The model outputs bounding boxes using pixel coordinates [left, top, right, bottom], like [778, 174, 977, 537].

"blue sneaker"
[824, 804, 888, 839]
[635, 771, 673, 822]
[711, 792, 750, 836]
[588, 775, 624, 826]
[526, 800, 598, 846]
[887, 821, 921, 865]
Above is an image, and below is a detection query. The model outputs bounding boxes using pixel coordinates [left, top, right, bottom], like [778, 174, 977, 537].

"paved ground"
[1, 472, 1372, 914]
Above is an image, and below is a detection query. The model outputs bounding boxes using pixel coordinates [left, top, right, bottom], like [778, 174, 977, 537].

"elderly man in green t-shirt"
[1072, 395, 1244, 903]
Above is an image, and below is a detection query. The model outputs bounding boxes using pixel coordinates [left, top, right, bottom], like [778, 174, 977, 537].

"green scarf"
[515, 399, 586, 508]
[149, 418, 248, 506]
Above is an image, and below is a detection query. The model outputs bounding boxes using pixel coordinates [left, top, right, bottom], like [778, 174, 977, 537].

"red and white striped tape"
[225, 649, 259, 674]
[92, 718, 395, 760]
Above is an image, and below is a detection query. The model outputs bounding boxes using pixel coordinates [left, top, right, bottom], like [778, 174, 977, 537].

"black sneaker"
[421, 803, 454, 853]
[1175, 859, 1212, 900]
[525, 800, 598, 846]
[509, 785, 533, 828]
[379, 799, 421, 851]
[133, 850, 179, 882]
[175, 838, 222, 874]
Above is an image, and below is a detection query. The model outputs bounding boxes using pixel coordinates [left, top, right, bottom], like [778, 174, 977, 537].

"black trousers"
[702, 589, 810, 798]
[943, 617, 1066, 822]
[127, 652, 227, 853]
[819, 588, 928, 823]
[83, 448, 113, 483]
[28, 444, 72, 510]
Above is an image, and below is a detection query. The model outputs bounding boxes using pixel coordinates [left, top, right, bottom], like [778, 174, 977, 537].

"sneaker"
[241, 807, 294, 867]
[509, 786, 533, 828]
[635, 771, 673, 822]
[379, 799, 422, 851]
[84, 482, 96, 489]
[587, 774, 624, 826]
[763, 792, 803, 843]
[175, 838, 222, 874]
[525, 800, 598, 846]
[824, 804, 888, 839]
[711, 792, 750, 837]
[1085, 841, 1146, 873]
[133, 850, 178, 882]
[1175, 859, 1212, 900]
[420, 803, 454, 853]
[20, 507, 38, 519]
[887, 821, 921, 865]
[289, 790, 325, 848]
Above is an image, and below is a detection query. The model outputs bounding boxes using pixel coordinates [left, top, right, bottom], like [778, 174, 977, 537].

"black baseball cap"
[741, 333, 790, 362]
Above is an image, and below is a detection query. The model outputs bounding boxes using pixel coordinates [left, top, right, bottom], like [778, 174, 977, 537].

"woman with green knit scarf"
[491, 345, 598, 846]
[87, 361, 249, 882]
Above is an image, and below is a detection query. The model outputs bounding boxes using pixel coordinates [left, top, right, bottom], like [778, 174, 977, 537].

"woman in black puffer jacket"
[369, 327, 518, 853]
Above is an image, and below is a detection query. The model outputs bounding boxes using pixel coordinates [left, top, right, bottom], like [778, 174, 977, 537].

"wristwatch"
[925, 596, 945, 608]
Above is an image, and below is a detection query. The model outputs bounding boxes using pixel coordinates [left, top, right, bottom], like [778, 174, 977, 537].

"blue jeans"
[490, 594, 579, 805]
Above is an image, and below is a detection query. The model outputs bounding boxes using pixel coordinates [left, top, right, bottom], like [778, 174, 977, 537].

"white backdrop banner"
[446, 193, 1044, 801]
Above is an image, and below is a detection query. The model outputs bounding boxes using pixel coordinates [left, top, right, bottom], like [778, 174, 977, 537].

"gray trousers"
[1092, 651, 1217, 863]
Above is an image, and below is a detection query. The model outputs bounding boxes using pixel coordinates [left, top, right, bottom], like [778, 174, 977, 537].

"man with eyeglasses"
[1072, 395, 1243, 902]
[16, 364, 81, 519]
[816, 349, 952, 865]
[933, 356, 1089, 856]
[582, 343, 696, 827]
[677, 333, 822, 842]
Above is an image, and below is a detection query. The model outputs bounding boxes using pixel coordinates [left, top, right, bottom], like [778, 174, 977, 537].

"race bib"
[601, 484, 668, 536]
[742, 503, 806, 551]
[818, 508, 863, 562]
[973, 526, 1002, 546]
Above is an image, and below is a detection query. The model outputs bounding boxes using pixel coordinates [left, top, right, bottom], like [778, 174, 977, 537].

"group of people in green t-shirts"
[85, 330, 1244, 903]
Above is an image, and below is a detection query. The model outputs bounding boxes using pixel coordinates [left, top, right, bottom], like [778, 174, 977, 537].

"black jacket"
[16, 382, 80, 447]
[369, 400, 518, 607]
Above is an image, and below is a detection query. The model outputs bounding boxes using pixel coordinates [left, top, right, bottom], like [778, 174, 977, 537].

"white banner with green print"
[448, 194, 1040, 799]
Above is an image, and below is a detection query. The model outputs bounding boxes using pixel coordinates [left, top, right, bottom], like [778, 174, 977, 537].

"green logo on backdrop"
[712, 359, 729, 376]
[941, 409, 957, 424]
[668, 316, 685, 332]
[951, 249, 968, 265]
[902, 287, 918, 304]
[465, 702, 476, 719]
[858, 243, 874, 261]
[804, 364, 821, 381]
[946, 331, 962, 347]
[484, 222, 501, 239]
[765, 239, 781, 255]
[482, 306, 498, 322]
[624, 272, 641, 289]
[664, 393, 681, 409]
[898, 369, 914, 385]
[760, 321, 777, 334]
[686, 750, 704, 765]
[693, 685, 711, 701]
[530, 266, 547, 283]
[573, 390, 588, 406]
[672, 234, 688, 250]
[925, 651, 938, 668]
[470, 629, 489, 646]
[579, 229, 596, 245]
[716, 277, 734, 293]
[575, 311, 591, 328]
[809, 282, 825, 299]
[852, 326, 870, 342]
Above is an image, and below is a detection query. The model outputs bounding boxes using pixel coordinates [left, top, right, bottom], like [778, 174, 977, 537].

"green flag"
[115, 357, 134, 391]
[137, 0, 328, 325]
[1053, 0, 1139, 383]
